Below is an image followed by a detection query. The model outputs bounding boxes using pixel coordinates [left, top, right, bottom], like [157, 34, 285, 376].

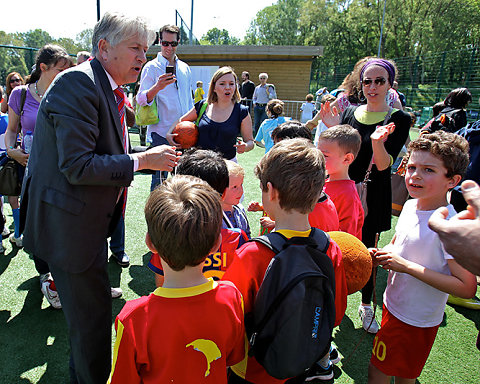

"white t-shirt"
[300, 102, 316, 123]
[383, 199, 455, 327]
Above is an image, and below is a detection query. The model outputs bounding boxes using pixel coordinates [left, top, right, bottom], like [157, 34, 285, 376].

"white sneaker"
[9, 233, 23, 247]
[111, 287, 123, 299]
[40, 273, 62, 309]
[2, 227, 10, 237]
[358, 304, 379, 334]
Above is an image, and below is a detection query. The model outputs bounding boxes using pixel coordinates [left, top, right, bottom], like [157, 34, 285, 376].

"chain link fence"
[310, 47, 480, 122]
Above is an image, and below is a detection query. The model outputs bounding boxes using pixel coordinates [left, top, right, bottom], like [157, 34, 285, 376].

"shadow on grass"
[0, 278, 69, 383]
[127, 252, 155, 297]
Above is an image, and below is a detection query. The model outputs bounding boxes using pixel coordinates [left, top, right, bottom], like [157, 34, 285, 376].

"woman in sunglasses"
[320, 58, 411, 334]
[1, 72, 25, 114]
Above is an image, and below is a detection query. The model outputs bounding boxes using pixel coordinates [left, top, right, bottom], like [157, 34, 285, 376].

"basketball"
[172, 121, 199, 149]
[328, 231, 372, 295]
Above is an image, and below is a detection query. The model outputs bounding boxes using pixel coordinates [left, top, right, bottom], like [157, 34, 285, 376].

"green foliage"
[200, 28, 240, 45]
[0, 28, 94, 85]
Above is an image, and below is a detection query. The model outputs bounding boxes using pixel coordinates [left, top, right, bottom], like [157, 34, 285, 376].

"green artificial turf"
[0, 138, 478, 383]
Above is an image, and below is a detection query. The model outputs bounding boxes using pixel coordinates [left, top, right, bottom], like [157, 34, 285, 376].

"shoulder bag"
[0, 88, 27, 196]
[355, 107, 393, 217]
[135, 99, 159, 126]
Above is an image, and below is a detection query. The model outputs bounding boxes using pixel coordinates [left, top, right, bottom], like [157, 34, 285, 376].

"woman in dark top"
[321, 58, 411, 333]
[168, 66, 254, 160]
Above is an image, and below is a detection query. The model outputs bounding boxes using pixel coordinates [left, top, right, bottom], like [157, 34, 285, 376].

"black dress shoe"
[111, 252, 130, 267]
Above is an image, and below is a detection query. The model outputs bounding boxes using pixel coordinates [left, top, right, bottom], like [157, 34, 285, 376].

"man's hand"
[135, 145, 181, 172]
[428, 180, 480, 275]
[147, 73, 176, 102]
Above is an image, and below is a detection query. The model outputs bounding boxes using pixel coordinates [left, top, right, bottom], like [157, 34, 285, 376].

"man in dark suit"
[21, 13, 179, 384]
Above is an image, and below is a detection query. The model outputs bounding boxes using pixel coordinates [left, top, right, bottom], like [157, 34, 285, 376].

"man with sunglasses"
[137, 24, 193, 190]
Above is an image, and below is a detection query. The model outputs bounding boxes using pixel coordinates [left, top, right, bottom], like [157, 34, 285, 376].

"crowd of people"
[0, 11, 479, 384]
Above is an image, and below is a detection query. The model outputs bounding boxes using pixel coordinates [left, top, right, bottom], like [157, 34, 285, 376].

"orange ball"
[328, 231, 372, 295]
[172, 121, 199, 149]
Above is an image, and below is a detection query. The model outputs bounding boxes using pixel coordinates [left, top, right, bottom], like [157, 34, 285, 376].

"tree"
[201, 28, 240, 45]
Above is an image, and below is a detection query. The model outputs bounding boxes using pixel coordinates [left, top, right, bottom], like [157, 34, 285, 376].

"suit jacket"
[21, 58, 134, 273]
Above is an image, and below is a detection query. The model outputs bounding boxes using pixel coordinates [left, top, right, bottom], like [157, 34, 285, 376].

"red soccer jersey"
[324, 179, 364, 240]
[223, 229, 347, 384]
[148, 227, 249, 280]
[308, 194, 340, 232]
[108, 279, 245, 384]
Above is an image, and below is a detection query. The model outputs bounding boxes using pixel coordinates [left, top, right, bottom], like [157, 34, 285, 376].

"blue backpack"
[456, 120, 480, 184]
[246, 228, 336, 379]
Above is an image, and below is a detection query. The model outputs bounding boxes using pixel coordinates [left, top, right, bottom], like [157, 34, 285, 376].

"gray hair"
[92, 12, 156, 55]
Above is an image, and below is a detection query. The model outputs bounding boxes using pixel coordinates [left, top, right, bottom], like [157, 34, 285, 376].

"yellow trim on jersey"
[276, 228, 311, 239]
[153, 278, 218, 298]
[107, 320, 125, 384]
[354, 104, 398, 125]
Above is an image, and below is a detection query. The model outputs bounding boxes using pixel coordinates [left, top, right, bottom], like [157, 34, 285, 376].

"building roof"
[147, 45, 323, 61]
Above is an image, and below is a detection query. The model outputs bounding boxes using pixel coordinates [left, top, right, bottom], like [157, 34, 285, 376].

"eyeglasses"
[161, 40, 179, 47]
[362, 77, 387, 86]
[10, 78, 21, 84]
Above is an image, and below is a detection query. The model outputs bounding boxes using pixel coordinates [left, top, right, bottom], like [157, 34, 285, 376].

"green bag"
[135, 100, 159, 126]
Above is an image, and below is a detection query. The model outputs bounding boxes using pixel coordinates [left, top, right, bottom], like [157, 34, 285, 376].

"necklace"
[35, 81, 44, 98]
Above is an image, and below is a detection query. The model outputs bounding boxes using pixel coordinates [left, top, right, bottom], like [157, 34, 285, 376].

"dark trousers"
[361, 225, 379, 304]
[49, 246, 112, 384]
[253, 105, 268, 134]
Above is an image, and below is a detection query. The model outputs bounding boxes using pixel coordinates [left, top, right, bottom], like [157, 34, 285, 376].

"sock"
[12, 208, 20, 238]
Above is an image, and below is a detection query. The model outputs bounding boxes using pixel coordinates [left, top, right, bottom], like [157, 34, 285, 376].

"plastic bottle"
[23, 131, 34, 154]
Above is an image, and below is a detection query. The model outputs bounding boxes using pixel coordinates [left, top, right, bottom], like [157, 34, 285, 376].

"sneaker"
[305, 361, 333, 381]
[111, 287, 123, 299]
[40, 273, 62, 309]
[329, 345, 341, 365]
[2, 227, 10, 237]
[358, 304, 379, 334]
[447, 295, 480, 310]
[110, 252, 130, 268]
[9, 233, 23, 248]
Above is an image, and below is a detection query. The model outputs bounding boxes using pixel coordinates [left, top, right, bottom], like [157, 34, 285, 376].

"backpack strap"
[195, 100, 208, 126]
[250, 227, 330, 255]
[17, 87, 27, 135]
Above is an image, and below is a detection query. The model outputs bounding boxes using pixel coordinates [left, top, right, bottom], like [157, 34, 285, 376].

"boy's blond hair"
[144, 175, 222, 271]
[254, 138, 326, 214]
[406, 130, 469, 178]
[319, 124, 362, 159]
[226, 160, 245, 178]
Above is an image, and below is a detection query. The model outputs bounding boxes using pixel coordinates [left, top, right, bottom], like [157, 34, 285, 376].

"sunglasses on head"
[362, 77, 387, 86]
[161, 40, 179, 47]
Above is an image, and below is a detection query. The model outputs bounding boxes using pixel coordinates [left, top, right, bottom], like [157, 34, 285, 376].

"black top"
[195, 100, 249, 160]
[342, 106, 411, 233]
[240, 80, 255, 100]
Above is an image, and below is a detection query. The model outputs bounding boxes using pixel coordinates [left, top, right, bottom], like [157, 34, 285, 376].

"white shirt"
[137, 53, 194, 139]
[383, 199, 455, 327]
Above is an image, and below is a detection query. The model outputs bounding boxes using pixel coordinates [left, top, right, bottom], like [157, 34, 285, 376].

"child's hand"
[318, 101, 340, 128]
[234, 139, 248, 154]
[371, 122, 395, 142]
[374, 249, 410, 273]
[247, 201, 264, 212]
[260, 216, 276, 229]
[368, 248, 380, 267]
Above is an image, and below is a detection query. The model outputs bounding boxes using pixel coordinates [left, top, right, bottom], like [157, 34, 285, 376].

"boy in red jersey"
[318, 124, 365, 240]
[108, 176, 245, 384]
[223, 138, 347, 383]
[249, 121, 340, 234]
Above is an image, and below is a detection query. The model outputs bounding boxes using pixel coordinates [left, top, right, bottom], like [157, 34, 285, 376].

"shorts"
[370, 305, 440, 379]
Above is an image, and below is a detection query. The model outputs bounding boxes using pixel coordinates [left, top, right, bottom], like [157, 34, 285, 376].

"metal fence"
[309, 47, 480, 120]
